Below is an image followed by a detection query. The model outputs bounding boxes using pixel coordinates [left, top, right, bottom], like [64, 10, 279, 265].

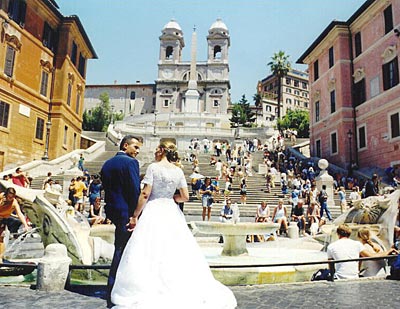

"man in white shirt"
[215, 159, 223, 178]
[327, 224, 364, 279]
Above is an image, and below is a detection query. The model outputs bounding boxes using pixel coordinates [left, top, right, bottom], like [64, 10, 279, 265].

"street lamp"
[42, 120, 52, 160]
[347, 129, 353, 176]
[153, 110, 158, 136]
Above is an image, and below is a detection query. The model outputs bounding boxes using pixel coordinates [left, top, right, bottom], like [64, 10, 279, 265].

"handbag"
[311, 268, 332, 281]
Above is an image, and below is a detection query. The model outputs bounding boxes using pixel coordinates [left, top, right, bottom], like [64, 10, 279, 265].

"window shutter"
[4, 46, 15, 77]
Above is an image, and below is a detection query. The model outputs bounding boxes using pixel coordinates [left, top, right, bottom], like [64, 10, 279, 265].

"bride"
[111, 141, 237, 308]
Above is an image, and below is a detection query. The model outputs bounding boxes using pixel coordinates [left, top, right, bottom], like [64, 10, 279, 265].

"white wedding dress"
[111, 163, 237, 309]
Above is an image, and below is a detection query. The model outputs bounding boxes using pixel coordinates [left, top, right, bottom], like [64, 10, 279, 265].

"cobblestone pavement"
[1, 279, 400, 308]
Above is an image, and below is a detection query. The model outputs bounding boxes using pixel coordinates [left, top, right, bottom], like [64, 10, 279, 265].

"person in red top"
[0, 187, 30, 233]
[11, 167, 29, 188]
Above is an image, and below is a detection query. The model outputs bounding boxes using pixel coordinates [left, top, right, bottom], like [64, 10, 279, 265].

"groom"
[101, 135, 142, 308]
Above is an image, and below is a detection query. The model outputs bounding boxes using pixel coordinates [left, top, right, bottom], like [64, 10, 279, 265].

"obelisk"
[185, 27, 200, 112]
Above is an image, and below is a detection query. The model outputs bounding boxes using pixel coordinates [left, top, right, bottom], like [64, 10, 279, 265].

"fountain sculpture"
[0, 180, 113, 265]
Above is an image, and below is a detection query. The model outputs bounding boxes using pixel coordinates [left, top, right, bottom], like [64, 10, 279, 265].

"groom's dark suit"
[101, 151, 140, 307]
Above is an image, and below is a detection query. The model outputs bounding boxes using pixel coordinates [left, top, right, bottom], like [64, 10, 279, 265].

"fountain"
[193, 221, 280, 256]
[1, 175, 399, 287]
[0, 180, 114, 266]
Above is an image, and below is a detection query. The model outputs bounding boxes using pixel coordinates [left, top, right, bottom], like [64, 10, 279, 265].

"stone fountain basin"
[192, 221, 280, 256]
[193, 221, 280, 236]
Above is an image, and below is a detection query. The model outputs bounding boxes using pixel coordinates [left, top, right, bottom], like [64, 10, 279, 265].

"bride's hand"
[127, 217, 138, 232]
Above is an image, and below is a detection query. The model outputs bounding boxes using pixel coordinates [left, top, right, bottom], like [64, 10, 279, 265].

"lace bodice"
[142, 163, 187, 200]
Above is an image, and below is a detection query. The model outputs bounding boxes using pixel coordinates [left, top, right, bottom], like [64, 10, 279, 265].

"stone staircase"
[179, 151, 347, 220]
[81, 131, 119, 175]
[28, 134, 347, 221]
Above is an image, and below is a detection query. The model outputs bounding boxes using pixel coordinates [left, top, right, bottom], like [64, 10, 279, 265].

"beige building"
[0, 0, 96, 170]
[257, 69, 309, 124]
[84, 84, 156, 117]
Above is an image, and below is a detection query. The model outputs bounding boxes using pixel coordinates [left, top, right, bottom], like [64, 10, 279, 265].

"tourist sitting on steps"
[291, 199, 307, 237]
[251, 201, 271, 242]
[0, 187, 31, 234]
[220, 199, 233, 223]
[272, 199, 288, 236]
[88, 197, 106, 225]
[306, 201, 320, 236]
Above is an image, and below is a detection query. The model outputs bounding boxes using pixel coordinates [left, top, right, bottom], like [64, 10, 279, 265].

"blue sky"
[56, 0, 366, 103]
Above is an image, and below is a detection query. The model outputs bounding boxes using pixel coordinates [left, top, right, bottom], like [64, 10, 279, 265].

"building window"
[40, 71, 49, 97]
[358, 125, 367, 149]
[163, 99, 169, 107]
[64, 126, 68, 145]
[370, 76, 380, 98]
[0, 101, 10, 128]
[315, 101, 320, 122]
[354, 32, 362, 57]
[330, 132, 338, 155]
[354, 79, 366, 106]
[130, 91, 136, 100]
[315, 139, 321, 158]
[330, 90, 336, 113]
[73, 133, 77, 150]
[286, 88, 292, 94]
[329, 46, 334, 68]
[213, 100, 219, 107]
[294, 90, 300, 95]
[390, 112, 400, 139]
[4, 45, 16, 77]
[35, 117, 45, 140]
[71, 41, 78, 65]
[384, 5, 393, 34]
[302, 82, 307, 89]
[7, 0, 26, 26]
[78, 53, 86, 78]
[166, 46, 173, 59]
[67, 83, 72, 106]
[304, 102, 309, 108]
[285, 78, 291, 85]
[42, 22, 56, 51]
[294, 80, 299, 87]
[383, 57, 399, 90]
[213, 45, 222, 59]
[266, 105, 271, 112]
[76, 93, 80, 114]
[286, 98, 292, 104]
[313, 60, 319, 81]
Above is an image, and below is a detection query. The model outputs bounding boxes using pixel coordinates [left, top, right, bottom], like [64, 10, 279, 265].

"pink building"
[298, 0, 400, 174]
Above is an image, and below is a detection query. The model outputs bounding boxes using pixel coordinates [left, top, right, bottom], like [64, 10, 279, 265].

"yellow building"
[0, 0, 96, 171]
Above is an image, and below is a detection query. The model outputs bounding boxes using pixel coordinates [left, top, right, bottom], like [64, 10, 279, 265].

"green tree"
[253, 93, 262, 126]
[277, 109, 309, 137]
[229, 94, 256, 128]
[82, 92, 113, 132]
[267, 51, 291, 130]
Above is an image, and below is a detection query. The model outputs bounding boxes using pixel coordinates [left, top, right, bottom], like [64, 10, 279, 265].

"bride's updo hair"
[159, 141, 179, 162]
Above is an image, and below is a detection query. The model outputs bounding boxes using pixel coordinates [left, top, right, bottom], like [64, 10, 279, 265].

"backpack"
[388, 253, 400, 280]
[311, 268, 332, 281]
[318, 190, 327, 204]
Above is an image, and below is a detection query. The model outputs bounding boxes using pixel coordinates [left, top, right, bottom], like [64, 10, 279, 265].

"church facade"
[155, 19, 231, 115]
